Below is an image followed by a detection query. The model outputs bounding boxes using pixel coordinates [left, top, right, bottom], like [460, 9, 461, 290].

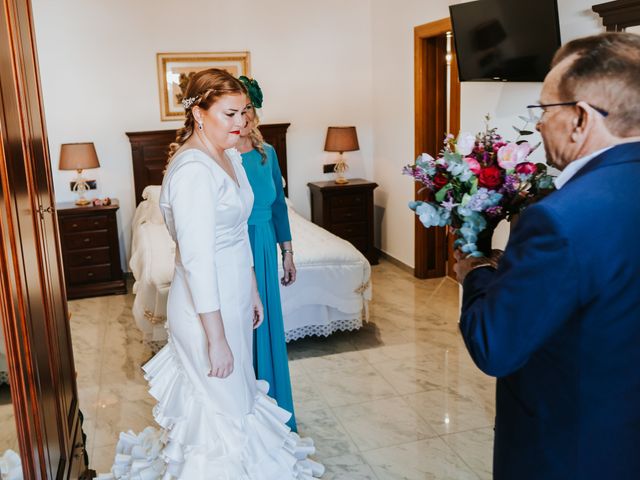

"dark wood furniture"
[0, 0, 88, 477]
[592, 0, 640, 31]
[57, 200, 126, 300]
[308, 179, 379, 265]
[126, 123, 291, 204]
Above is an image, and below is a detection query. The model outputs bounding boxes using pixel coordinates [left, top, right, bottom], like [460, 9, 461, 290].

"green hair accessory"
[239, 76, 264, 109]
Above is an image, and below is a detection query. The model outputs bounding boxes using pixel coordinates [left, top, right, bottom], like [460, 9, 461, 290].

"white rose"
[456, 132, 475, 156]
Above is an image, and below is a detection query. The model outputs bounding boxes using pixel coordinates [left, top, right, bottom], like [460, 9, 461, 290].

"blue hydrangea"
[409, 201, 450, 228]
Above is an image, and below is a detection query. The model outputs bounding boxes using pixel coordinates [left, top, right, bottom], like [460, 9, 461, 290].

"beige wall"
[32, 0, 375, 268]
[33, 0, 606, 271]
[371, 0, 603, 266]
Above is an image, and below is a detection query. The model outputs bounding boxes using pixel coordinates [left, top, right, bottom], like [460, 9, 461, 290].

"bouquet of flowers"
[403, 115, 555, 257]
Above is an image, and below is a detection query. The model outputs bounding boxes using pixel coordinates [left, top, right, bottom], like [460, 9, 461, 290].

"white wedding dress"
[98, 148, 323, 480]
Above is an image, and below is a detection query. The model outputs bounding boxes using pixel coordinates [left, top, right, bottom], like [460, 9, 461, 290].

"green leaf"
[519, 130, 534, 136]
[469, 177, 478, 195]
[435, 184, 452, 202]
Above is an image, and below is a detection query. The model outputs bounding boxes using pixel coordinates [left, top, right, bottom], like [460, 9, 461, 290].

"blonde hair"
[246, 107, 267, 164]
[167, 68, 247, 163]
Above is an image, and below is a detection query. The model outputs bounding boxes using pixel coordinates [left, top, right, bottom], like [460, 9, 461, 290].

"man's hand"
[453, 249, 503, 284]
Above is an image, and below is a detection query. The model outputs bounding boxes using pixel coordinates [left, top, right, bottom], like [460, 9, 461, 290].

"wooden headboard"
[126, 122, 291, 204]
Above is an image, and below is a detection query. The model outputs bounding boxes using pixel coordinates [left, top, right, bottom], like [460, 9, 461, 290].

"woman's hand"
[207, 338, 234, 378]
[281, 252, 297, 286]
[252, 289, 264, 329]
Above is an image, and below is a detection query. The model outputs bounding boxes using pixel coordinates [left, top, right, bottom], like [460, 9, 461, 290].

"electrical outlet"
[70, 180, 97, 191]
[323, 163, 337, 174]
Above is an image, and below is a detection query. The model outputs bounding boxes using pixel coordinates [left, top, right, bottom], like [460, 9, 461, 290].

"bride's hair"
[167, 68, 247, 163]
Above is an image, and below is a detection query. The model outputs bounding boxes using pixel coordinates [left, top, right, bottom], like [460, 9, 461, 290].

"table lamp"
[59, 142, 100, 206]
[324, 126, 359, 185]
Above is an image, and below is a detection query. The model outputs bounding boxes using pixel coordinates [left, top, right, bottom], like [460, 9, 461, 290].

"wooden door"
[0, 0, 85, 478]
[414, 18, 461, 279]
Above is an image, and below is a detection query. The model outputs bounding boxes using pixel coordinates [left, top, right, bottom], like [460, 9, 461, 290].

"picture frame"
[156, 51, 251, 121]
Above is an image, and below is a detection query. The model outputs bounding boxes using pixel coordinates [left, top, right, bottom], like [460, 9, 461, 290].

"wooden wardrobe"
[0, 0, 87, 478]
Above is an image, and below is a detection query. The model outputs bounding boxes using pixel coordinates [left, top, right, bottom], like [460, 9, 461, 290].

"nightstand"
[308, 179, 378, 264]
[56, 199, 126, 299]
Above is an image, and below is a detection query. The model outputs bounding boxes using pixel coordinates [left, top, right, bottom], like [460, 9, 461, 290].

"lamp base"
[333, 155, 349, 185]
[75, 197, 91, 206]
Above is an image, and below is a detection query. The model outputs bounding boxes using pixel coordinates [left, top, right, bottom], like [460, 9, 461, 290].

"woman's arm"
[169, 162, 232, 378]
[251, 268, 264, 329]
[199, 311, 233, 378]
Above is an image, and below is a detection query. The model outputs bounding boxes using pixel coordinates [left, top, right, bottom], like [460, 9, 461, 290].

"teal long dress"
[241, 143, 297, 431]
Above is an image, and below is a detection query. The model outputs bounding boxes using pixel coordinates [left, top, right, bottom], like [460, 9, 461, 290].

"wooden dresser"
[308, 178, 378, 264]
[56, 200, 126, 299]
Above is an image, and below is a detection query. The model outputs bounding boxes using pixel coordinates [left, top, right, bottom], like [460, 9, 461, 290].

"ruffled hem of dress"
[95, 344, 324, 480]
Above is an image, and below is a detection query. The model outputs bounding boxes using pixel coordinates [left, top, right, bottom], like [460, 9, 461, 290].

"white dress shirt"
[553, 146, 612, 190]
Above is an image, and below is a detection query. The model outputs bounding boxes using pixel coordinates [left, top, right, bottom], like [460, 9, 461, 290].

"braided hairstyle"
[167, 68, 248, 164]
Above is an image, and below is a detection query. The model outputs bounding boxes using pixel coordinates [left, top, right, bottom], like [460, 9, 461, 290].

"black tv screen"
[449, 0, 561, 82]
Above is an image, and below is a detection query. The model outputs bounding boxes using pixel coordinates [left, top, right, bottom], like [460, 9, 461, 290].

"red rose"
[515, 162, 537, 175]
[478, 166, 503, 189]
[432, 172, 449, 190]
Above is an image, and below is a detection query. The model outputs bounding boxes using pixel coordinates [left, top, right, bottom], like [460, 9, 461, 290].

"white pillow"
[142, 185, 161, 204]
[141, 185, 164, 224]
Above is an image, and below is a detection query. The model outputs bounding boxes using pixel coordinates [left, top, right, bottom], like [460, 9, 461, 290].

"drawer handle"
[83, 238, 90, 243]
[72, 223, 78, 228]
[87, 272, 94, 277]
[85, 255, 92, 261]
[93, 221, 100, 226]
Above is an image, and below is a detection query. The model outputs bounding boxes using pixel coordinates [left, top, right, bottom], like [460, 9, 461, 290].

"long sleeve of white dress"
[166, 161, 221, 314]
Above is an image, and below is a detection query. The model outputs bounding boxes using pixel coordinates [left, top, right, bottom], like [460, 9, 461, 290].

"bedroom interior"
[0, 0, 630, 478]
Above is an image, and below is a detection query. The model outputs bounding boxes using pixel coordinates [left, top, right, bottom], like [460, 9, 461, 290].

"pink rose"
[515, 162, 537, 175]
[497, 142, 531, 170]
[464, 157, 482, 174]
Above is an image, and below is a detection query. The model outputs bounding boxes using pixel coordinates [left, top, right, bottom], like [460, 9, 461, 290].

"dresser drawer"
[329, 193, 365, 208]
[331, 222, 367, 239]
[68, 264, 112, 284]
[65, 247, 111, 267]
[64, 231, 109, 250]
[330, 206, 365, 224]
[60, 214, 109, 233]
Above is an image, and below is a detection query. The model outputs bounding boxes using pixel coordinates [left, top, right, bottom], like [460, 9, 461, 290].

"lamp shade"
[324, 126, 359, 153]
[59, 142, 100, 171]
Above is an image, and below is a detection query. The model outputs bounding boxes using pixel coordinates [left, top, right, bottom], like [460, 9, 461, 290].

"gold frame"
[156, 51, 251, 121]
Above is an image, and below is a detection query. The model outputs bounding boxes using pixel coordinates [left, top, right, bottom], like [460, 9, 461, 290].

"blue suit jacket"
[460, 142, 640, 480]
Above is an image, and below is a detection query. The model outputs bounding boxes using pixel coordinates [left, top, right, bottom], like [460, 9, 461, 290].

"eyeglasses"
[526, 101, 609, 118]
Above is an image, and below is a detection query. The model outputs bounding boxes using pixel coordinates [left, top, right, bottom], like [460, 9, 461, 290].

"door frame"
[414, 18, 461, 278]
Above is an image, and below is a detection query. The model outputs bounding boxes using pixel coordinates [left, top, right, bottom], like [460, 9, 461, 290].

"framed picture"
[156, 51, 251, 121]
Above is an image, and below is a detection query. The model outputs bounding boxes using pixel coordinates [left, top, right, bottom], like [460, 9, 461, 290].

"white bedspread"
[130, 186, 371, 348]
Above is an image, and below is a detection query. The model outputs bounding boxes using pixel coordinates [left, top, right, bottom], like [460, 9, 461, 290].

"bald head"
[551, 32, 640, 137]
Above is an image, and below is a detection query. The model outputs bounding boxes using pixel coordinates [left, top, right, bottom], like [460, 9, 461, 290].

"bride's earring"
[198, 121, 203, 131]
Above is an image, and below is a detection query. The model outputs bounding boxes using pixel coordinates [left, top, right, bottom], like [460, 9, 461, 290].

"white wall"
[32, 0, 374, 269]
[371, 0, 603, 266]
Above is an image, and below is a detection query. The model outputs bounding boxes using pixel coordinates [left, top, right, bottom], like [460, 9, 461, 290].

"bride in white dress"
[99, 69, 323, 480]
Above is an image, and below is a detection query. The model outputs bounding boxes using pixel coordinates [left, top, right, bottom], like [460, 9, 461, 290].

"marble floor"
[68, 259, 495, 479]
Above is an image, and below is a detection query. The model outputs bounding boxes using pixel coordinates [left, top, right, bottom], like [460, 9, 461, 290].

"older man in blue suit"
[455, 32, 640, 480]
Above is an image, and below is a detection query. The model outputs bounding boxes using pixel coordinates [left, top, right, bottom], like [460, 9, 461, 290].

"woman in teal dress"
[237, 77, 298, 431]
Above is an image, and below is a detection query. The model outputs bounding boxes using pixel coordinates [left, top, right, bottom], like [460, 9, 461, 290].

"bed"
[126, 124, 371, 350]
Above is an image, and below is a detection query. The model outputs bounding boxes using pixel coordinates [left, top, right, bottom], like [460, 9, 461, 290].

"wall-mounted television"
[449, 0, 561, 82]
